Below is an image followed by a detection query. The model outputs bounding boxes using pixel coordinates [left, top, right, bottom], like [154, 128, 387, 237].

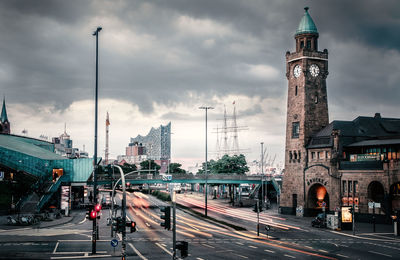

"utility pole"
[261, 142, 264, 208]
[172, 189, 177, 259]
[92, 26, 102, 255]
[199, 106, 213, 217]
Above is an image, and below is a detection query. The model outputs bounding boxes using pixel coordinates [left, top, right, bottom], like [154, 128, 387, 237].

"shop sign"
[350, 154, 379, 162]
[306, 177, 327, 186]
[341, 207, 352, 223]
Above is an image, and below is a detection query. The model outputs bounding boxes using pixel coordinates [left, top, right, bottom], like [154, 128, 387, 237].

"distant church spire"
[1, 96, 8, 123]
[0, 96, 10, 134]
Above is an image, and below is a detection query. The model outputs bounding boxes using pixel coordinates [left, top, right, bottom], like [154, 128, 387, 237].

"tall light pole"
[199, 106, 213, 217]
[92, 26, 102, 255]
[261, 142, 264, 208]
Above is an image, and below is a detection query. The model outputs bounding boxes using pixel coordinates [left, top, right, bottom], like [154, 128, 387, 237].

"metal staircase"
[36, 175, 67, 212]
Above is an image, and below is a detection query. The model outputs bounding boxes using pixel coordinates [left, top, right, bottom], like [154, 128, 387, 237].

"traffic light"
[90, 209, 97, 220]
[176, 241, 188, 258]
[112, 217, 118, 232]
[86, 205, 97, 221]
[160, 206, 171, 230]
[117, 217, 125, 233]
[127, 221, 137, 232]
[95, 204, 102, 212]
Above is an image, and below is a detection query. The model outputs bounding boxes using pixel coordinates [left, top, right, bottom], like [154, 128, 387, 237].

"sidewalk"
[0, 210, 83, 230]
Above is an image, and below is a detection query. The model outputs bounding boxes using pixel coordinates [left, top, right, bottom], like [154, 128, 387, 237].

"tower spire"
[1, 96, 8, 123]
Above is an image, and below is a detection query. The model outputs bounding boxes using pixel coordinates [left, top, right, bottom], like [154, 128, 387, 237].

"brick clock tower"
[280, 7, 329, 214]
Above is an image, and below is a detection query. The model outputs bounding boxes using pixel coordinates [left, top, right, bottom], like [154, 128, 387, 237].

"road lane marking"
[51, 256, 111, 259]
[368, 251, 392, 258]
[201, 244, 215, 249]
[284, 254, 296, 259]
[336, 254, 349, 258]
[53, 252, 107, 255]
[196, 258, 205, 260]
[231, 253, 248, 259]
[53, 242, 59, 253]
[319, 250, 329, 253]
[248, 245, 257, 249]
[129, 243, 148, 260]
[155, 242, 172, 256]
[236, 242, 244, 245]
[264, 249, 275, 253]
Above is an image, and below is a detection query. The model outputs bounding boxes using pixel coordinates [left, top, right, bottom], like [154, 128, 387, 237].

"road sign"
[368, 202, 381, 209]
[111, 239, 118, 247]
[322, 202, 326, 207]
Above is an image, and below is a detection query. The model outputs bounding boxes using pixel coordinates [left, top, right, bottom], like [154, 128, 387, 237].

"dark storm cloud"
[0, 0, 398, 117]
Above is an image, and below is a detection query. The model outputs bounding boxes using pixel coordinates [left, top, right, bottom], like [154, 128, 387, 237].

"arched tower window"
[295, 86, 298, 96]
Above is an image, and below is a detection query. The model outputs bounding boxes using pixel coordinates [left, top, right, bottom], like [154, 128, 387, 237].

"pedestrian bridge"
[95, 173, 281, 194]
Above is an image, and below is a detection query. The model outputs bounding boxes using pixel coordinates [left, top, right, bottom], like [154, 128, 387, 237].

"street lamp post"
[199, 106, 213, 217]
[92, 26, 102, 255]
[261, 142, 264, 208]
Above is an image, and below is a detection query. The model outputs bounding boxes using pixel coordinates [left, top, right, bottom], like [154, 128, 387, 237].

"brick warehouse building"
[280, 7, 400, 219]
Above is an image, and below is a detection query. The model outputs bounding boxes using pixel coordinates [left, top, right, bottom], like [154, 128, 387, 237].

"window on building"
[292, 122, 300, 138]
[326, 151, 330, 159]
[317, 152, 321, 160]
[311, 152, 315, 160]
[295, 86, 298, 96]
[300, 41, 304, 49]
[342, 180, 347, 194]
[354, 181, 358, 194]
[315, 94, 318, 104]
[348, 181, 353, 194]
[289, 151, 293, 161]
[298, 151, 301, 161]
[307, 39, 311, 49]
[294, 151, 297, 160]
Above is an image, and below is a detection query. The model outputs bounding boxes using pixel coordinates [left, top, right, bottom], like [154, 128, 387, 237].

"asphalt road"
[0, 191, 398, 259]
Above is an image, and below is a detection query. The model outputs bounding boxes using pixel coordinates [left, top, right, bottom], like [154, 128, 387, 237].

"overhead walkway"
[96, 173, 282, 194]
[0, 134, 95, 212]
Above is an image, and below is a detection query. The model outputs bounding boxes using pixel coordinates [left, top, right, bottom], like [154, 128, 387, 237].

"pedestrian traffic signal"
[127, 221, 137, 232]
[160, 206, 171, 230]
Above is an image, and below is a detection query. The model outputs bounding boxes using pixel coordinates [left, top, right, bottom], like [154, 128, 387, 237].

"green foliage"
[168, 163, 186, 174]
[151, 190, 171, 201]
[140, 160, 161, 174]
[120, 163, 137, 174]
[197, 154, 249, 175]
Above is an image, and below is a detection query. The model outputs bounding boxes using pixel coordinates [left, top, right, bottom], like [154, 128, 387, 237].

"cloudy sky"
[1, 0, 399, 170]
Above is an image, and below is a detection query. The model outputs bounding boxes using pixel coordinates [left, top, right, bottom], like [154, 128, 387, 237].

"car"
[311, 213, 326, 228]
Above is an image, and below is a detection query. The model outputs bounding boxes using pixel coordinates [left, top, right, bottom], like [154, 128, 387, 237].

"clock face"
[293, 65, 302, 78]
[309, 64, 320, 77]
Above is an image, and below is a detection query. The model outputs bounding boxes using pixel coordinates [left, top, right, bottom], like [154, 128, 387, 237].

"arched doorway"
[390, 182, 400, 212]
[307, 184, 329, 216]
[368, 181, 385, 203]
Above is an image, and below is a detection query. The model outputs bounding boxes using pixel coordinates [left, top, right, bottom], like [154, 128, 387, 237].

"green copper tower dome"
[295, 7, 318, 36]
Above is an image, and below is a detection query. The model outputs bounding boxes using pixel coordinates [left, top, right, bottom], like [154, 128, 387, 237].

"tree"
[198, 154, 249, 175]
[120, 163, 137, 174]
[168, 163, 186, 174]
[140, 160, 160, 174]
